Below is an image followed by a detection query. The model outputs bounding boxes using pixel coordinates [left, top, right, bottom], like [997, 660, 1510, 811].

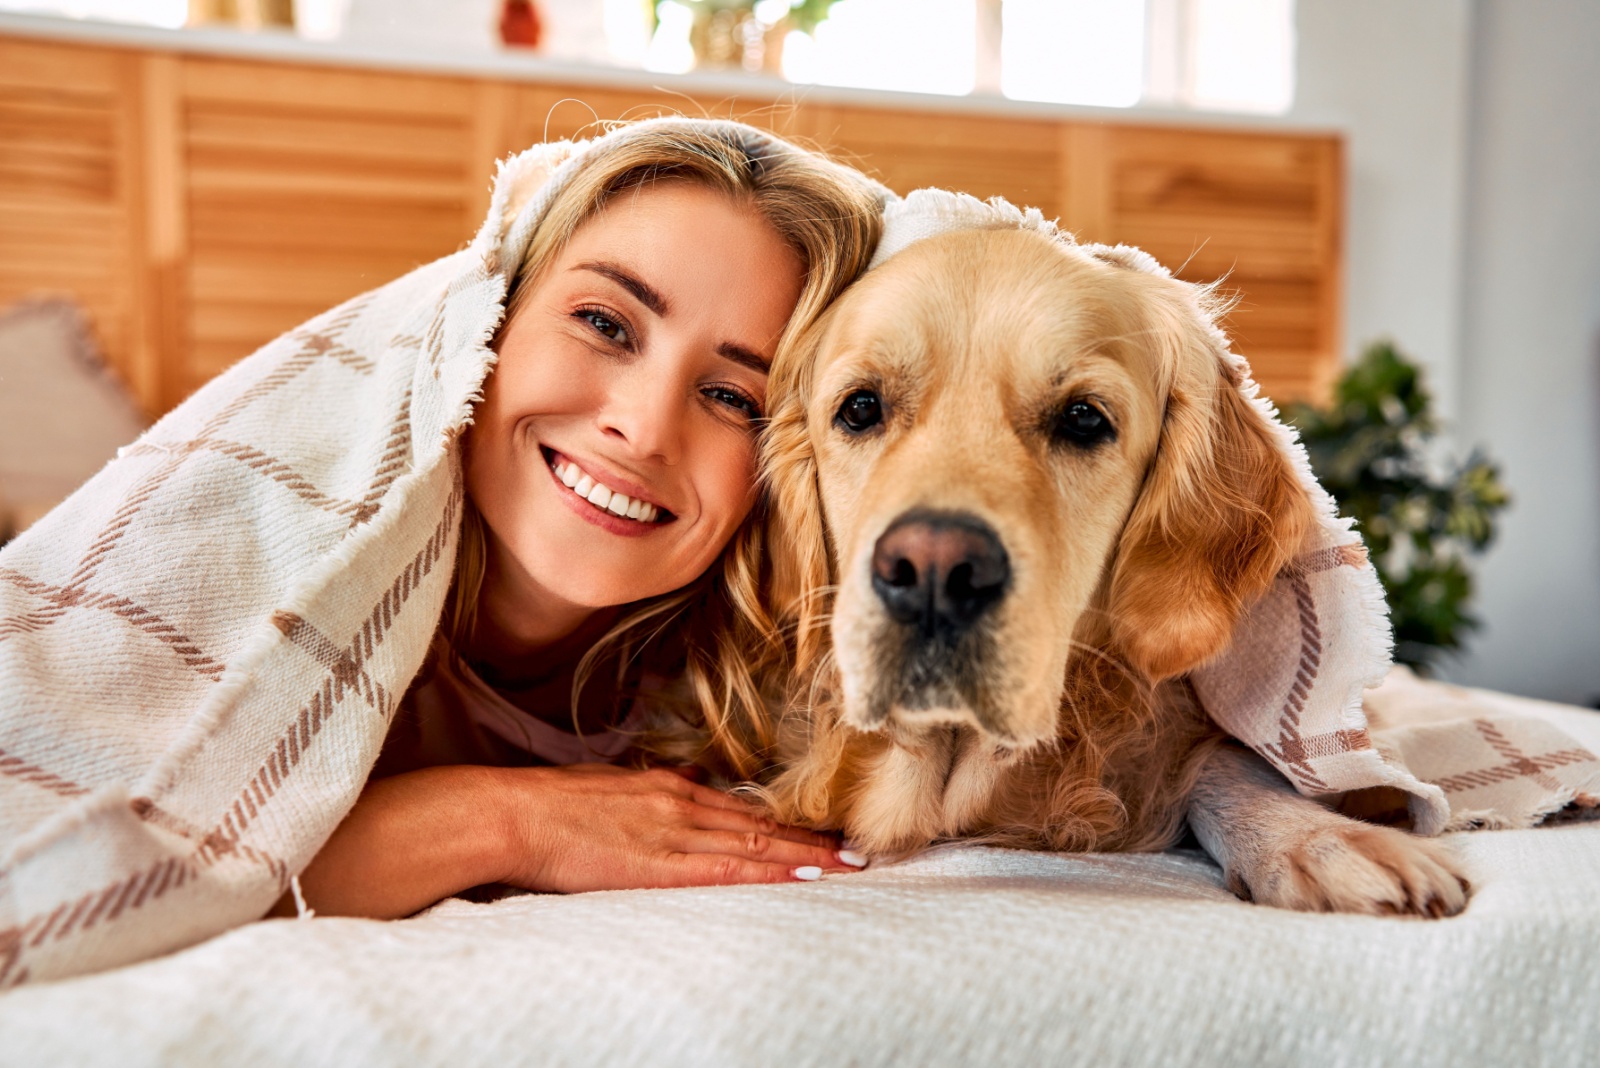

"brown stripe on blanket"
[118, 434, 390, 527]
[202, 480, 462, 857]
[65, 450, 191, 590]
[198, 440, 382, 525]
[0, 746, 90, 798]
[1262, 728, 1374, 767]
[0, 832, 294, 989]
[1428, 719, 1598, 796]
[1260, 569, 1332, 792]
[1289, 542, 1369, 575]
[270, 611, 392, 716]
[191, 295, 375, 440]
[357, 387, 414, 517]
[0, 855, 196, 990]
[0, 296, 395, 659]
[0, 569, 226, 679]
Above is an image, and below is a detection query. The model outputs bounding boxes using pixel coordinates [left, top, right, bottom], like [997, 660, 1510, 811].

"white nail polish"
[794, 866, 823, 881]
[837, 850, 868, 868]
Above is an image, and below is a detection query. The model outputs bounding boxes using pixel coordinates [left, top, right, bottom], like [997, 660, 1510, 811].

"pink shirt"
[374, 651, 645, 777]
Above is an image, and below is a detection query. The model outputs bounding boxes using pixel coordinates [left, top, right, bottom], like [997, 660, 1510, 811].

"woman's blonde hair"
[441, 118, 885, 777]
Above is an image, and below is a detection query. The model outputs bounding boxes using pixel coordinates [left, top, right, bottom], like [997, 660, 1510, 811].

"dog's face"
[766, 228, 1307, 758]
[803, 230, 1167, 749]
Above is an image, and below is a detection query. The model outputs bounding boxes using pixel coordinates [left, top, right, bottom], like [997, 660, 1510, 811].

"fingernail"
[794, 866, 823, 881]
[837, 850, 869, 868]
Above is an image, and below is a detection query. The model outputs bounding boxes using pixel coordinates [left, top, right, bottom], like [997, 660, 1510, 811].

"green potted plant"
[1283, 341, 1510, 672]
[660, 0, 838, 73]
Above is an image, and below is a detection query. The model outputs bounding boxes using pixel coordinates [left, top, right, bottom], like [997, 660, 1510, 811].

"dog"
[755, 222, 1470, 917]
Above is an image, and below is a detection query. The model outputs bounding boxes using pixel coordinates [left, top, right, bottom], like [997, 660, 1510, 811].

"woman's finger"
[688, 804, 840, 851]
[662, 853, 813, 888]
[683, 781, 763, 813]
[676, 829, 852, 872]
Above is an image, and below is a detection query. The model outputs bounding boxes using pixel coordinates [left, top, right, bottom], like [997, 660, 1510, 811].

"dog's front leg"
[1186, 742, 1471, 917]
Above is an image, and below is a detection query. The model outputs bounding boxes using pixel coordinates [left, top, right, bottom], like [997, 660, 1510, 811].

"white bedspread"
[2, 689, 1595, 1068]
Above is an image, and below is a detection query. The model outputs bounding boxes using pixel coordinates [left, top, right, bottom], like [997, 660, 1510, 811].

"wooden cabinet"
[0, 32, 1342, 416]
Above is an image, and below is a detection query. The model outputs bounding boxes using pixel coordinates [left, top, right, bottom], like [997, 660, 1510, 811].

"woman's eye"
[835, 389, 883, 434]
[704, 386, 761, 421]
[1052, 400, 1115, 448]
[578, 309, 629, 345]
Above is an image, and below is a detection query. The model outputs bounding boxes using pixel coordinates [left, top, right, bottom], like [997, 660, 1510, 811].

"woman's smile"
[543, 446, 672, 536]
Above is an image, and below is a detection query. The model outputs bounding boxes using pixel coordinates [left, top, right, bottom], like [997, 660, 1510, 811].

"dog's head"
[764, 226, 1312, 753]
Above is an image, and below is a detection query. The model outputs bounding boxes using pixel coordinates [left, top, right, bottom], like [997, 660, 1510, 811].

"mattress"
[2, 689, 1596, 1068]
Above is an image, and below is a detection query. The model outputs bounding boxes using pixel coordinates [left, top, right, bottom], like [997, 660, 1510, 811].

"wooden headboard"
[0, 31, 1342, 418]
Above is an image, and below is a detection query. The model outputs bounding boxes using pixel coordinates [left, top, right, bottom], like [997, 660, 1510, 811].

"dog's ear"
[1107, 314, 1314, 681]
[760, 324, 834, 675]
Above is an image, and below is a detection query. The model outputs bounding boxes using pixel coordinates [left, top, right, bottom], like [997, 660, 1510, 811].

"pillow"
[0, 299, 147, 538]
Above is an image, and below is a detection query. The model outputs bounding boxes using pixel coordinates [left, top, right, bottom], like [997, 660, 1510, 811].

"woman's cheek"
[712, 434, 761, 539]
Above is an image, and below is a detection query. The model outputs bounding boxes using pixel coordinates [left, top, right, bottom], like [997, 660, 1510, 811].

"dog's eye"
[835, 389, 884, 434]
[1052, 400, 1115, 448]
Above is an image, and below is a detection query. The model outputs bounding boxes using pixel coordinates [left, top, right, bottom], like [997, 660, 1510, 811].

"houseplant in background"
[659, 0, 836, 73]
[1283, 341, 1510, 673]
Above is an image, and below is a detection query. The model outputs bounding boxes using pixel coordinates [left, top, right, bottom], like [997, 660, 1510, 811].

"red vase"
[500, 0, 543, 49]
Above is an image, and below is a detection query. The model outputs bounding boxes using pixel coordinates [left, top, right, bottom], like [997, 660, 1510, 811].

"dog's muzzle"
[870, 510, 1010, 639]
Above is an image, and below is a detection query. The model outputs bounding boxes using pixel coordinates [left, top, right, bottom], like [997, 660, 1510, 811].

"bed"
[2, 685, 1594, 1068]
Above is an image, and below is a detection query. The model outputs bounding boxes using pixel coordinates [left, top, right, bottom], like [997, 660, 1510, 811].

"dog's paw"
[1228, 822, 1471, 918]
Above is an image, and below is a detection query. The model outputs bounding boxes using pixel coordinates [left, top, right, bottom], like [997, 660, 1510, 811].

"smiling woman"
[0, 115, 895, 983]
[273, 124, 887, 919]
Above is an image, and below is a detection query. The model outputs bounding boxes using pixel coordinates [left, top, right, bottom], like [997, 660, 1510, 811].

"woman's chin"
[519, 551, 683, 613]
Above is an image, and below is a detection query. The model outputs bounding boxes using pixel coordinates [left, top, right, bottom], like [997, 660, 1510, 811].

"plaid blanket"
[0, 123, 618, 987]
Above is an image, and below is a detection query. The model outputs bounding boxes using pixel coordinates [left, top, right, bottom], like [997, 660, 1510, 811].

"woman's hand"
[271, 764, 858, 920]
[496, 764, 855, 894]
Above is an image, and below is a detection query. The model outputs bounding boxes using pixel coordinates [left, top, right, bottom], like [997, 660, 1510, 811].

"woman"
[0, 118, 885, 987]
[276, 122, 885, 918]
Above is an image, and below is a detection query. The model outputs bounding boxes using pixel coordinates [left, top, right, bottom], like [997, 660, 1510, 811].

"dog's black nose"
[871, 511, 1010, 637]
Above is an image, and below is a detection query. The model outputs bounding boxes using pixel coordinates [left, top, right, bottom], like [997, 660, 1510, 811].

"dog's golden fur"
[752, 226, 1317, 857]
[739, 225, 1466, 921]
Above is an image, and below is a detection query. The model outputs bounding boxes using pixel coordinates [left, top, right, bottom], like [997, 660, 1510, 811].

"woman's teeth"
[552, 458, 660, 523]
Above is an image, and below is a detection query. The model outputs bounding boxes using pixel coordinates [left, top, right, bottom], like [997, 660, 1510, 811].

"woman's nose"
[596, 366, 686, 464]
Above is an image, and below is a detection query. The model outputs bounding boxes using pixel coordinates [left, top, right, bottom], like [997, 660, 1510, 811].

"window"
[779, 0, 977, 97]
[1143, 0, 1296, 113]
[1000, 0, 1146, 109]
[0, 0, 187, 28]
[775, 0, 1297, 114]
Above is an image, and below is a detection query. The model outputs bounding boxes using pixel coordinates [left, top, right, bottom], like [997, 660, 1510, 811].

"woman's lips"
[543, 448, 673, 537]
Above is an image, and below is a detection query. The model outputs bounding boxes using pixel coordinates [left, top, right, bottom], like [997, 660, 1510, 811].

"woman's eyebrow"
[577, 259, 769, 374]
[718, 343, 770, 375]
[574, 261, 667, 316]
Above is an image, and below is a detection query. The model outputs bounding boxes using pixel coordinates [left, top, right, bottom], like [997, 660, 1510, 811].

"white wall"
[1448, 0, 1600, 705]
[1286, 0, 1600, 705]
[1288, 0, 1474, 422]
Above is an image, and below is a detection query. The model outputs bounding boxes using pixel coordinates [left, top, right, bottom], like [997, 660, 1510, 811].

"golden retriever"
[756, 225, 1470, 917]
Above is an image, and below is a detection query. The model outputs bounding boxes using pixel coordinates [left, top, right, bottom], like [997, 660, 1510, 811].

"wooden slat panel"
[0, 34, 1343, 414]
[1097, 124, 1342, 402]
[180, 56, 475, 116]
[131, 52, 187, 414]
[178, 57, 481, 396]
[803, 104, 1064, 219]
[0, 35, 121, 92]
[0, 39, 139, 403]
[1222, 277, 1324, 353]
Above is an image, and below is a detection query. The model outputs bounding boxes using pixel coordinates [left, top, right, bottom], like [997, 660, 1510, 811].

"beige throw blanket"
[2, 139, 1595, 991]
[0, 123, 608, 988]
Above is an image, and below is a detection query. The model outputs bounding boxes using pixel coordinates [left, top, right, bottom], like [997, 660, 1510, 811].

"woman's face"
[466, 181, 804, 617]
